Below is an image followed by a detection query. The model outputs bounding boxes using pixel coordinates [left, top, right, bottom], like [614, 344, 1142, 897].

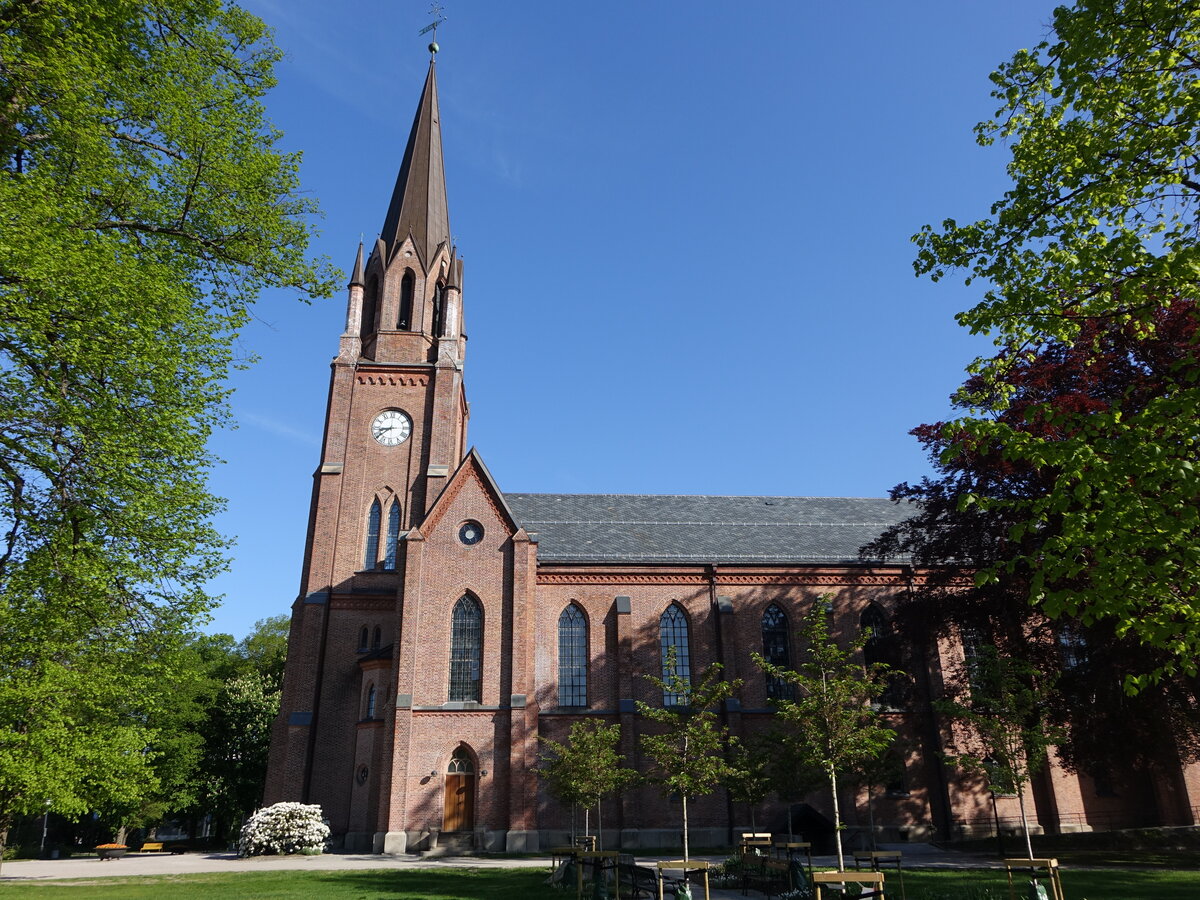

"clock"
[371, 409, 412, 446]
[459, 521, 484, 545]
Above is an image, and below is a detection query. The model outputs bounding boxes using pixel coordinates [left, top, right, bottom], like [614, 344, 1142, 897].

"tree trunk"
[571, 803, 578, 845]
[597, 798, 603, 852]
[867, 785, 877, 851]
[681, 794, 690, 861]
[829, 766, 845, 872]
[0, 821, 9, 877]
[749, 802, 756, 834]
[585, 807, 590, 840]
[1018, 785, 1034, 860]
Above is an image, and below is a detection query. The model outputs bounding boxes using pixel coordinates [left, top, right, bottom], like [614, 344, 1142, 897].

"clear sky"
[206, 0, 1062, 639]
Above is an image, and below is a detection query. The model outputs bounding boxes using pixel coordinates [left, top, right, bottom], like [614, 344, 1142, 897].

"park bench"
[616, 860, 659, 898]
[739, 846, 794, 898]
[812, 871, 886, 899]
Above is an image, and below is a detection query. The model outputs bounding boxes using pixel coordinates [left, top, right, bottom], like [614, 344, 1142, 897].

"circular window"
[356, 765, 369, 786]
[459, 521, 484, 545]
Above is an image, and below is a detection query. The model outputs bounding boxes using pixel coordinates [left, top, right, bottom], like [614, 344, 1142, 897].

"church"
[264, 54, 1200, 854]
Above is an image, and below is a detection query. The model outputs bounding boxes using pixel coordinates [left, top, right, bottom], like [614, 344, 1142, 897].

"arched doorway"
[443, 748, 475, 832]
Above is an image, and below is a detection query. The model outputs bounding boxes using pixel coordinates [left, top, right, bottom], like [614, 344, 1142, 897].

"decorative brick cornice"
[537, 573, 710, 586]
[356, 373, 428, 387]
[331, 595, 396, 611]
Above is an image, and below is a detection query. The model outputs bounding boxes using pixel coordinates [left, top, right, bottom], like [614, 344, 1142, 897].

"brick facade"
[263, 56, 1200, 854]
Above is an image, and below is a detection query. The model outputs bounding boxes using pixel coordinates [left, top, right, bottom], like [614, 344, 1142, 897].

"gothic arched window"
[384, 500, 401, 569]
[761, 603, 792, 700]
[363, 498, 382, 570]
[372, 626, 382, 650]
[449, 595, 482, 702]
[558, 604, 588, 707]
[358, 626, 369, 652]
[365, 684, 376, 719]
[659, 604, 691, 706]
[861, 604, 889, 668]
[398, 269, 415, 330]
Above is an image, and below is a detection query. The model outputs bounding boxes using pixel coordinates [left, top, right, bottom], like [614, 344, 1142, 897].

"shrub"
[239, 802, 330, 856]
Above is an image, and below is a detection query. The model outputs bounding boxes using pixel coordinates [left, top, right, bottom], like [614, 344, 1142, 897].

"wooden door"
[443, 773, 474, 831]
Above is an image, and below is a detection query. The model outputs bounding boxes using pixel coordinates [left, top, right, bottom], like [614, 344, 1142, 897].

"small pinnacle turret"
[349, 241, 365, 287]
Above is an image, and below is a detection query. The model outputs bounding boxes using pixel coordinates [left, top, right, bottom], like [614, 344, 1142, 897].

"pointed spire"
[379, 59, 450, 271]
[348, 241, 365, 287]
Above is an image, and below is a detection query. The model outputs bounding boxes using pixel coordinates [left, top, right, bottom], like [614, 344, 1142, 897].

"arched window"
[448, 747, 474, 773]
[361, 274, 379, 335]
[358, 626, 369, 652]
[863, 604, 907, 707]
[384, 500, 401, 569]
[372, 626, 382, 650]
[761, 603, 792, 700]
[659, 605, 691, 706]
[558, 604, 588, 707]
[365, 684, 376, 719]
[449, 595, 482, 702]
[431, 282, 445, 338]
[363, 498, 382, 569]
[1058, 623, 1088, 671]
[861, 605, 888, 668]
[398, 269, 414, 330]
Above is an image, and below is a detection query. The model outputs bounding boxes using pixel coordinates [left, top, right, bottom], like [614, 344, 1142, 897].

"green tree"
[538, 721, 638, 850]
[0, 0, 335, 864]
[936, 646, 1062, 860]
[754, 602, 895, 872]
[724, 735, 773, 835]
[638, 652, 740, 861]
[912, 0, 1200, 686]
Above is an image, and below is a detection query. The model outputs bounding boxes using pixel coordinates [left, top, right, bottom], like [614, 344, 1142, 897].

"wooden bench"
[1003, 858, 1064, 900]
[812, 871, 886, 899]
[656, 859, 710, 900]
[617, 861, 658, 898]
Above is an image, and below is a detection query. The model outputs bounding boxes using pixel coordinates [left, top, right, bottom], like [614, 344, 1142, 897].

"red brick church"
[264, 55, 1200, 854]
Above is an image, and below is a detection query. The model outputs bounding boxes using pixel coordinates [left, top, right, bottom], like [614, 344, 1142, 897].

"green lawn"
[902, 868, 1200, 899]
[2, 866, 1199, 899]
[0, 868, 557, 899]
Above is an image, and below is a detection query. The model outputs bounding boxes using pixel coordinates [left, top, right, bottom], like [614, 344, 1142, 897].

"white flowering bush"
[240, 802, 330, 856]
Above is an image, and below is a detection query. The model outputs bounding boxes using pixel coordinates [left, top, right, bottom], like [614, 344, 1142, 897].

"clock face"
[371, 409, 412, 446]
[459, 521, 484, 545]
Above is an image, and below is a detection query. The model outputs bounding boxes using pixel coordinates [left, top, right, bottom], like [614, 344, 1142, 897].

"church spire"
[378, 58, 450, 271]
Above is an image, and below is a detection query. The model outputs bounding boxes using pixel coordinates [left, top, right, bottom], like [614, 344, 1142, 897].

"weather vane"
[419, 4, 447, 54]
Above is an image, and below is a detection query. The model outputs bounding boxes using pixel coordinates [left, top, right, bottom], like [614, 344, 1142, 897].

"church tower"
[265, 53, 469, 829]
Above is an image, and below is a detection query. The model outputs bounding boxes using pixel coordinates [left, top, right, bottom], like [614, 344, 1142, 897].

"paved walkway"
[0, 842, 997, 895]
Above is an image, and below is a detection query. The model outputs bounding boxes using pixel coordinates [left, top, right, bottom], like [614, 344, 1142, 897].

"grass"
[0, 868, 557, 899]
[901, 868, 1200, 899]
[2, 864, 1200, 899]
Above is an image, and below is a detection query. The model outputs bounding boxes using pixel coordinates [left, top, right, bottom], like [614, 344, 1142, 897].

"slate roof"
[504, 494, 913, 565]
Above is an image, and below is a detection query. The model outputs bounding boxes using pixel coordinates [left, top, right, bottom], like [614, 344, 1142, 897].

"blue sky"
[207, 0, 1062, 639]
